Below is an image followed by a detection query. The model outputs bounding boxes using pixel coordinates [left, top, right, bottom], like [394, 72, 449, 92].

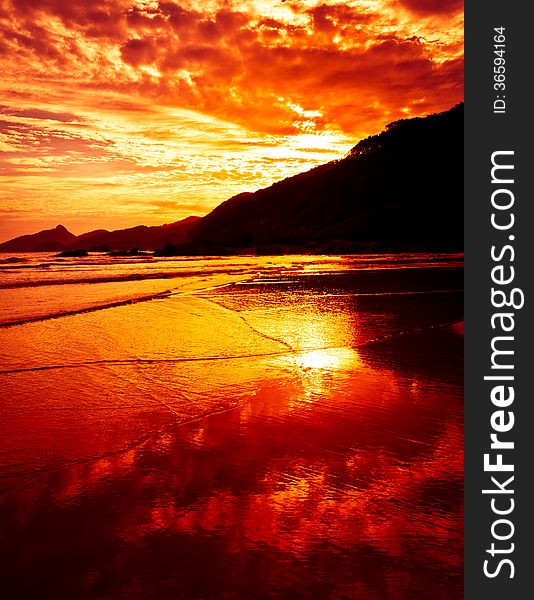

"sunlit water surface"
[0, 253, 463, 599]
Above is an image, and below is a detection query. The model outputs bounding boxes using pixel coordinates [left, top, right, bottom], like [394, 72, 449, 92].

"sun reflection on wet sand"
[293, 347, 361, 371]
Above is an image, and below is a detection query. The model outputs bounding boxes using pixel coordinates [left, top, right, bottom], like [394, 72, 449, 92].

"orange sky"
[0, 0, 463, 242]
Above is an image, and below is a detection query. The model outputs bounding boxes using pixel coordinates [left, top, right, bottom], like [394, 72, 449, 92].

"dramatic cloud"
[398, 0, 464, 16]
[0, 0, 463, 240]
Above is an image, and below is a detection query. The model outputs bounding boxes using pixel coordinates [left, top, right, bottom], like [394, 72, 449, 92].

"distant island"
[0, 104, 463, 256]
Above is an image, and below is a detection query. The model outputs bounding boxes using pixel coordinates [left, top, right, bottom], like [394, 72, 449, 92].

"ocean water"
[0, 252, 464, 600]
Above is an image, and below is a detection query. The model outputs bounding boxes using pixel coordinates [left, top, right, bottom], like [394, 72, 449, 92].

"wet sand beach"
[0, 254, 463, 599]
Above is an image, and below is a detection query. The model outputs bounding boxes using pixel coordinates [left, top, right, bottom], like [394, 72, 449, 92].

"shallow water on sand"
[0, 253, 463, 599]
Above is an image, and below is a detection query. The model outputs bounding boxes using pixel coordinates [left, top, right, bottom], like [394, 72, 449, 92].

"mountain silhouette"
[64, 216, 201, 252]
[0, 217, 200, 253]
[0, 104, 463, 255]
[181, 103, 463, 253]
[0, 224, 77, 252]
